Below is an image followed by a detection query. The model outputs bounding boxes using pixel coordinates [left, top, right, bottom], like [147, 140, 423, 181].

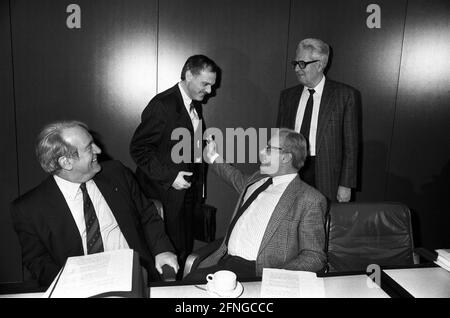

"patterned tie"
[225, 177, 273, 245]
[190, 102, 202, 164]
[300, 89, 315, 141]
[80, 183, 104, 254]
[190, 102, 200, 132]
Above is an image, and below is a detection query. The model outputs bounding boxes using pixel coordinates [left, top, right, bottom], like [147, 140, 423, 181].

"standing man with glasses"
[11, 121, 179, 286]
[277, 38, 360, 202]
[130, 55, 220, 277]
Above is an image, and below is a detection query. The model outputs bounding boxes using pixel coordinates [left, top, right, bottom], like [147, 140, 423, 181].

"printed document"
[43, 249, 133, 298]
[260, 268, 325, 298]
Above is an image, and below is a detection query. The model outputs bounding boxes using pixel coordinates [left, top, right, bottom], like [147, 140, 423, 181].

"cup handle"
[206, 274, 214, 282]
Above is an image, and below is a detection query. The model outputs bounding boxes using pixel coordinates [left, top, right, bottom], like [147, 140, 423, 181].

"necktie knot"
[190, 102, 196, 113]
[308, 89, 315, 95]
[80, 182, 87, 193]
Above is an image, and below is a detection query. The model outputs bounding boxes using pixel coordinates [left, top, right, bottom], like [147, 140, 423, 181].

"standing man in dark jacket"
[130, 55, 220, 273]
[277, 38, 360, 202]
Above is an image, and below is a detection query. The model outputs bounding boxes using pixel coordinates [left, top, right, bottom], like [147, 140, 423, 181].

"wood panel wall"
[1, 0, 448, 282]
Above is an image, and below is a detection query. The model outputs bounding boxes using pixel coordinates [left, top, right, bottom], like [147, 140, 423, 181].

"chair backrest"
[326, 202, 414, 272]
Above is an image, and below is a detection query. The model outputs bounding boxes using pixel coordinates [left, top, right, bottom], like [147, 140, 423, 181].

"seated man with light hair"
[11, 120, 179, 286]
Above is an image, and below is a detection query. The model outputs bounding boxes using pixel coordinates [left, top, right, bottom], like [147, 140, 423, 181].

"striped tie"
[80, 183, 104, 254]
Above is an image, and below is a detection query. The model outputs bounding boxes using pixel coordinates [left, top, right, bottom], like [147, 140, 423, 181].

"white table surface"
[384, 267, 450, 298]
[150, 274, 389, 298]
[0, 292, 44, 298]
[0, 274, 388, 298]
[9, 268, 449, 299]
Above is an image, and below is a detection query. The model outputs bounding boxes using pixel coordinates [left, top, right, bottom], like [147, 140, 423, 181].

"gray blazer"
[199, 163, 327, 276]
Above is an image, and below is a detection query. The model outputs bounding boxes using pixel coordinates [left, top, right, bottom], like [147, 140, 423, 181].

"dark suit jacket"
[276, 78, 359, 201]
[129, 84, 206, 203]
[11, 160, 175, 286]
[199, 163, 327, 276]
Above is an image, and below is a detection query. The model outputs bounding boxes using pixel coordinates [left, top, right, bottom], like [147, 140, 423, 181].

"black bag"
[193, 203, 216, 242]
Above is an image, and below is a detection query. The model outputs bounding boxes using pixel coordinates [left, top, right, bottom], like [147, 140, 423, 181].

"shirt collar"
[178, 82, 193, 111]
[303, 75, 326, 96]
[54, 175, 93, 200]
[264, 173, 297, 186]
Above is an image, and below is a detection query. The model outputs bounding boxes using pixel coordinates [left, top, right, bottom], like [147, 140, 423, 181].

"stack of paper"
[435, 249, 450, 272]
[43, 249, 143, 298]
[260, 268, 325, 298]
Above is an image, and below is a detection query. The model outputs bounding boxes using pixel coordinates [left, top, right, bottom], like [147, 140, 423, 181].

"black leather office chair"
[183, 238, 222, 278]
[325, 202, 415, 273]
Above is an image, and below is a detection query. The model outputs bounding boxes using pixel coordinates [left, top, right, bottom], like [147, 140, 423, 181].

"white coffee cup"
[206, 270, 237, 294]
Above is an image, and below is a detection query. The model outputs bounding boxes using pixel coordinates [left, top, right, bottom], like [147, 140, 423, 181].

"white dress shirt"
[178, 82, 201, 163]
[227, 173, 297, 260]
[178, 82, 200, 132]
[54, 176, 129, 254]
[294, 75, 326, 156]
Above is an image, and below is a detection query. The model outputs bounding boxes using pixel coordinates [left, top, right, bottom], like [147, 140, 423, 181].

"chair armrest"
[414, 247, 437, 264]
[183, 239, 223, 278]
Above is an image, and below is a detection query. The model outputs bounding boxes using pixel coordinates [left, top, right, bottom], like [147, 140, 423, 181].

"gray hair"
[298, 38, 330, 67]
[279, 128, 307, 171]
[35, 120, 88, 174]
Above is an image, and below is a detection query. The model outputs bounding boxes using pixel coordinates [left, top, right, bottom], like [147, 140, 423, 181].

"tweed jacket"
[276, 78, 360, 201]
[199, 163, 327, 276]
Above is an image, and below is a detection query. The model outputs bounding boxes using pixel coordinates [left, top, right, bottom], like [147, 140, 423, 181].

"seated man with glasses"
[277, 38, 360, 204]
[184, 128, 327, 282]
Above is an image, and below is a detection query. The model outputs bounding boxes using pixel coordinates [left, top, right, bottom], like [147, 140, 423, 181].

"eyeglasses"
[291, 60, 319, 69]
[265, 145, 284, 153]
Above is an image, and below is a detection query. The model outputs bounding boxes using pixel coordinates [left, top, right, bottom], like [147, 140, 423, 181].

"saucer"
[206, 281, 243, 298]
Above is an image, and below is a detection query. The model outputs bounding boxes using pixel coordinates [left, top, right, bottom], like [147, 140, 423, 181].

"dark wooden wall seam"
[8, 0, 20, 197]
[384, 0, 409, 200]
[156, 0, 160, 93]
[283, 0, 293, 90]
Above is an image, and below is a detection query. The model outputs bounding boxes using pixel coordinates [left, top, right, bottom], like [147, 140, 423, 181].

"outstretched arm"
[205, 137, 251, 194]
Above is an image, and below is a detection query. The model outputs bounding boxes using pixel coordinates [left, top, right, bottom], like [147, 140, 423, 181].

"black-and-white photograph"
[0, 0, 449, 305]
